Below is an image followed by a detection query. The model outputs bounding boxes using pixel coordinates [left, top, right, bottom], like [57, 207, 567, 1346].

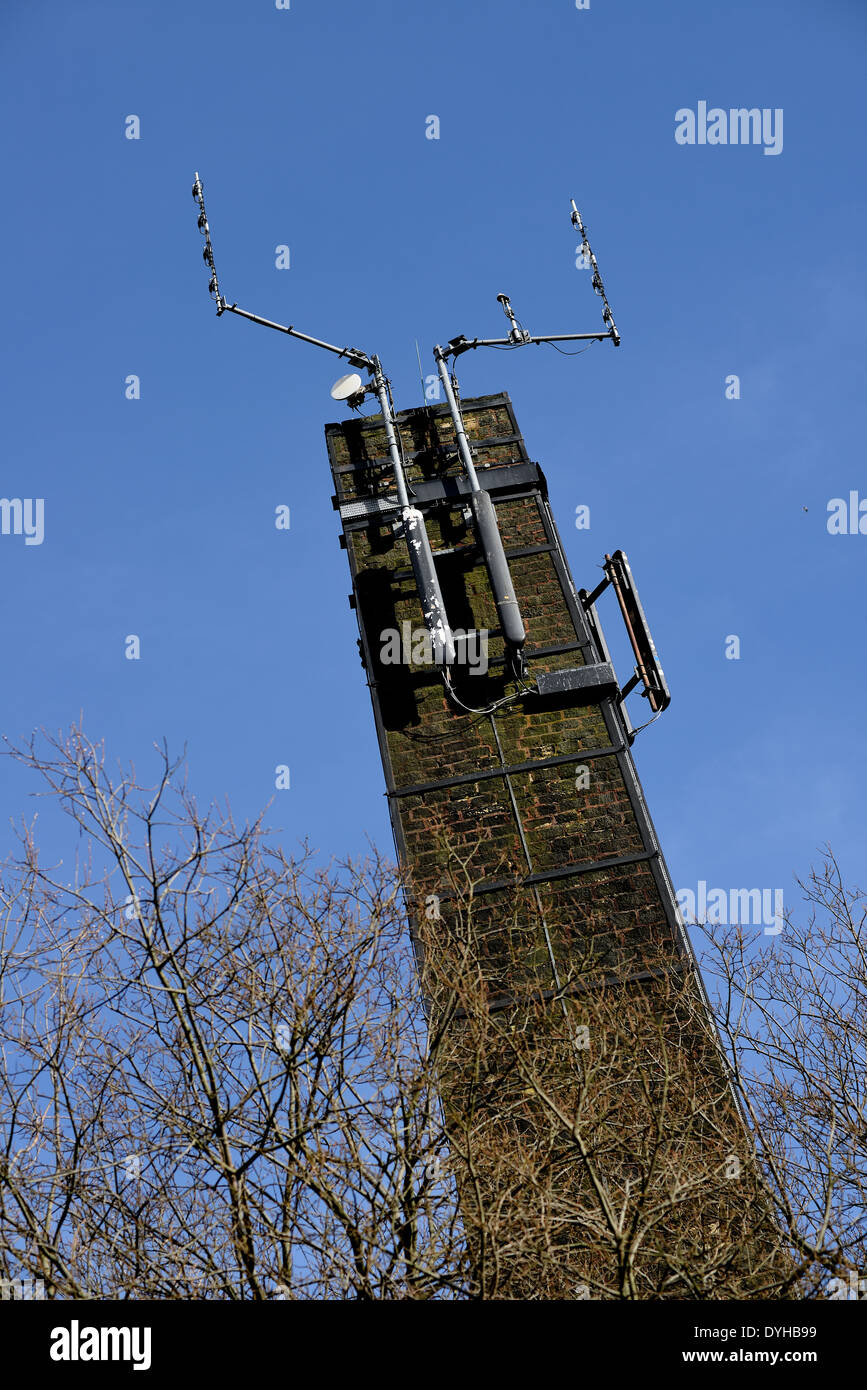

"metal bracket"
[534, 662, 619, 703]
[579, 550, 670, 714]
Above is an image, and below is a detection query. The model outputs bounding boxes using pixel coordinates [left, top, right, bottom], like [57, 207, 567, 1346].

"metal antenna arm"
[191, 174, 372, 367]
[443, 197, 621, 361]
[190, 173, 454, 668]
[444, 330, 612, 360]
[218, 301, 372, 369]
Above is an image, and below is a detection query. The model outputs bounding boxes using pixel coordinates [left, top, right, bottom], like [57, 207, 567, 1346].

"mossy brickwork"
[325, 392, 681, 985]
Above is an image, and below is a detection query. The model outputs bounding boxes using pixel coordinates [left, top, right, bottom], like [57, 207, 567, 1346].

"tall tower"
[327, 392, 785, 1299]
[191, 175, 784, 1298]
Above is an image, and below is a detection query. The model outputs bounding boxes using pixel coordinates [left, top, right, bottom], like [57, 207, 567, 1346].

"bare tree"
[700, 850, 867, 1300]
[0, 729, 860, 1300]
[0, 726, 464, 1300]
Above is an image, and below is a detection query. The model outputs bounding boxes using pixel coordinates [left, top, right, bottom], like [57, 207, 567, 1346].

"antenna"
[432, 197, 621, 677]
[414, 339, 427, 405]
[570, 199, 619, 346]
[496, 293, 530, 345]
[192, 172, 223, 309]
[330, 372, 364, 401]
[191, 173, 456, 668]
[440, 198, 619, 362]
[579, 551, 671, 717]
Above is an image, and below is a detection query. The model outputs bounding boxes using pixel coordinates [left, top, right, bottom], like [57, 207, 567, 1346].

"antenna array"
[190, 174, 456, 669]
[429, 198, 622, 682]
[190, 176, 624, 696]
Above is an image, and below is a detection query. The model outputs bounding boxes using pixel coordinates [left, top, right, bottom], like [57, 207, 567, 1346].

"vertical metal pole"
[433, 347, 526, 656]
[371, 358, 456, 667]
[433, 348, 481, 492]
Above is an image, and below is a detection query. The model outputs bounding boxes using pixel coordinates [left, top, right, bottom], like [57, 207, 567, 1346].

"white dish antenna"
[330, 372, 363, 400]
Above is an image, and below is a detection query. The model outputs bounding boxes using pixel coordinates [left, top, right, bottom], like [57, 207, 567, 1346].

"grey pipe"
[434, 349, 526, 653]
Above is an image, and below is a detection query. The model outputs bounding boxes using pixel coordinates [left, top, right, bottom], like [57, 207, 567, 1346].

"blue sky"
[1, 0, 865, 926]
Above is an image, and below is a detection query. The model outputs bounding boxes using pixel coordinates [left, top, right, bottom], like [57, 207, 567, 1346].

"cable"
[627, 708, 664, 737]
[442, 674, 517, 716]
[441, 669, 527, 717]
[469, 338, 597, 357]
[545, 339, 597, 357]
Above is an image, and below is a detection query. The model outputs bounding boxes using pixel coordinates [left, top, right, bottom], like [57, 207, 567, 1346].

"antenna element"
[570, 199, 620, 345]
[192, 173, 224, 313]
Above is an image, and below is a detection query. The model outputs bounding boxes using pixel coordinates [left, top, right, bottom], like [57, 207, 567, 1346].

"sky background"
[1, 0, 865, 929]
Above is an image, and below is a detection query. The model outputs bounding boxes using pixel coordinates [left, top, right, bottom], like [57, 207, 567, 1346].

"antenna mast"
[432, 197, 620, 678]
[191, 173, 456, 667]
